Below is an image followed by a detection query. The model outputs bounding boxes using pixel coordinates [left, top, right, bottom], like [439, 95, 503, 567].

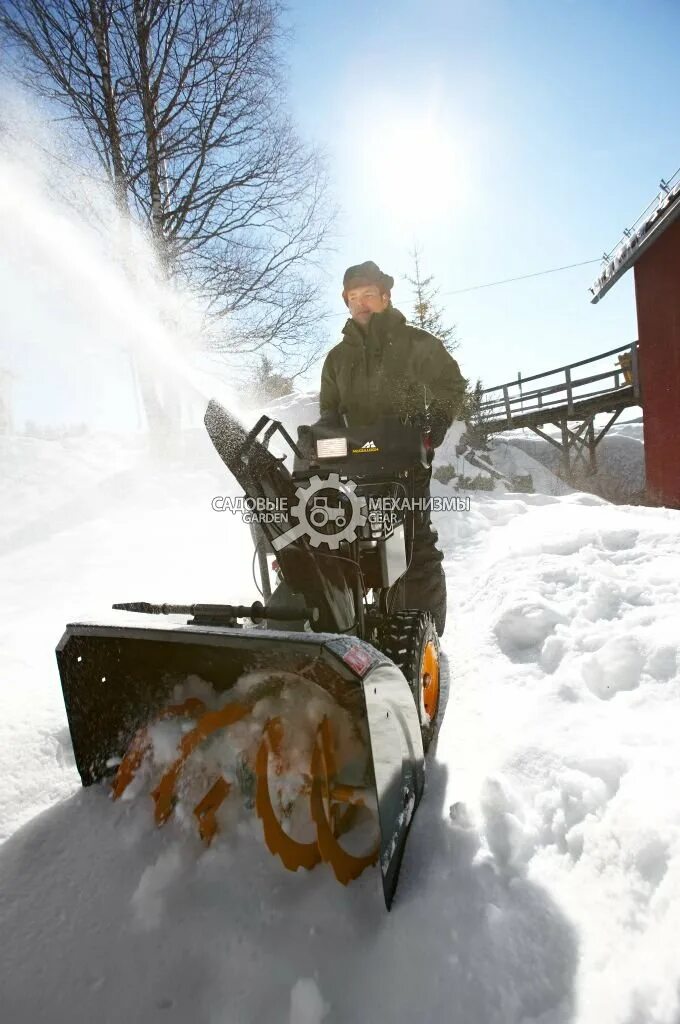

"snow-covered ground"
[493, 420, 646, 503]
[2, 420, 680, 1024]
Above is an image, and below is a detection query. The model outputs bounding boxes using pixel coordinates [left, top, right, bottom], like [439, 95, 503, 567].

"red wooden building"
[590, 176, 680, 507]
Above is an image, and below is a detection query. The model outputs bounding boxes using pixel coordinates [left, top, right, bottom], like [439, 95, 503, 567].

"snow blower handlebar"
[112, 601, 320, 625]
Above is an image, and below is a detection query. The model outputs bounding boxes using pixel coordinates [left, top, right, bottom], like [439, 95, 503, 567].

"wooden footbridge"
[479, 342, 641, 476]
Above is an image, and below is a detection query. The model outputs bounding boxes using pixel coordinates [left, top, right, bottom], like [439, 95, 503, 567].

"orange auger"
[255, 718, 321, 871]
[111, 699, 251, 839]
[193, 776, 232, 844]
[254, 715, 380, 882]
[112, 699, 380, 885]
[111, 697, 208, 800]
[151, 703, 252, 826]
[310, 717, 380, 885]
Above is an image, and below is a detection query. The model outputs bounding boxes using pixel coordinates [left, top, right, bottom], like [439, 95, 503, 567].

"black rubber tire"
[378, 611, 441, 752]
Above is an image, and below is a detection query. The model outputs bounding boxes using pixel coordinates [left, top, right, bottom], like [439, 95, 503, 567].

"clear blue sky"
[284, 0, 680, 389]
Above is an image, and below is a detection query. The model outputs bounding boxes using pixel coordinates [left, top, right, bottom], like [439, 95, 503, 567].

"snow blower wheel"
[379, 611, 441, 751]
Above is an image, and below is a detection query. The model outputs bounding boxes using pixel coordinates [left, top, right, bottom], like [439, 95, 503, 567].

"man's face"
[345, 284, 390, 326]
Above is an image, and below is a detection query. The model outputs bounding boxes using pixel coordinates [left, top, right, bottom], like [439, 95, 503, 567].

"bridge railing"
[480, 341, 640, 427]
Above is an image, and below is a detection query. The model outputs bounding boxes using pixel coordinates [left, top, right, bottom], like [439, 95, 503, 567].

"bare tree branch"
[0, 0, 334, 375]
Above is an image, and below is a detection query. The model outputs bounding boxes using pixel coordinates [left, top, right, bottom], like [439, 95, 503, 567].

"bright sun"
[360, 115, 461, 225]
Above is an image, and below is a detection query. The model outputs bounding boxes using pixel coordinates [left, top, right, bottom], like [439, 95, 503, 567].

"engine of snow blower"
[55, 400, 443, 909]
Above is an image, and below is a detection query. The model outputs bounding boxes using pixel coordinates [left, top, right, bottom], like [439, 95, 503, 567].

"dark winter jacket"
[319, 306, 466, 446]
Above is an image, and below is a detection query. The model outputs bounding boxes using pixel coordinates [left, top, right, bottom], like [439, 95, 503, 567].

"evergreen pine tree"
[405, 247, 459, 353]
[405, 248, 490, 446]
[461, 378, 489, 449]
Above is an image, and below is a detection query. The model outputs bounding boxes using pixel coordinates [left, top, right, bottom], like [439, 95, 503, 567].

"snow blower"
[56, 400, 442, 908]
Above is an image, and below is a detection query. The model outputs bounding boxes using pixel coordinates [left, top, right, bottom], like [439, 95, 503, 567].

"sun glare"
[360, 114, 462, 225]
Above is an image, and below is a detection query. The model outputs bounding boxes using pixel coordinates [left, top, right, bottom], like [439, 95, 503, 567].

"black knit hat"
[342, 260, 394, 294]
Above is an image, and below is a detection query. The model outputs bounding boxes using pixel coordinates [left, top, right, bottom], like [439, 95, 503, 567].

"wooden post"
[565, 367, 574, 415]
[560, 418, 571, 477]
[502, 385, 513, 426]
[587, 417, 597, 474]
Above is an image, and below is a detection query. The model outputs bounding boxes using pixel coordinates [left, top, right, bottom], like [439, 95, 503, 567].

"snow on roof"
[589, 169, 680, 304]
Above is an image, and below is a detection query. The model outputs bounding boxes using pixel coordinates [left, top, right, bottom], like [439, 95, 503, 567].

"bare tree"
[405, 245, 458, 353]
[0, 0, 332, 370]
[119, 0, 333, 362]
[0, 0, 130, 214]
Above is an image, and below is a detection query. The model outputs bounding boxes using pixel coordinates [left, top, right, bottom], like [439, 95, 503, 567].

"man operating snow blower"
[54, 262, 466, 908]
[318, 261, 466, 635]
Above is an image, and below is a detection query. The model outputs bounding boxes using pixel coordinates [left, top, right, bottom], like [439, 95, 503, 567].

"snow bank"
[489, 439, 574, 496]
[497, 429, 645, 503]
[0, 432, 145, 543]
[435, 493, 680, 1023]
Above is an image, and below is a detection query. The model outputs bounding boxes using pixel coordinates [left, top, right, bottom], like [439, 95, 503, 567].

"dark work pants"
[392, 466, 447, 636]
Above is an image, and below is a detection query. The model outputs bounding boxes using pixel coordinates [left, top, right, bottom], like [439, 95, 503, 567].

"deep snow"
[2, 424, 680, 1024]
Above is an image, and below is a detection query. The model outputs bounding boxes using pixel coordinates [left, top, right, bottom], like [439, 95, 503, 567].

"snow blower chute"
[56, 400, 443, 908]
